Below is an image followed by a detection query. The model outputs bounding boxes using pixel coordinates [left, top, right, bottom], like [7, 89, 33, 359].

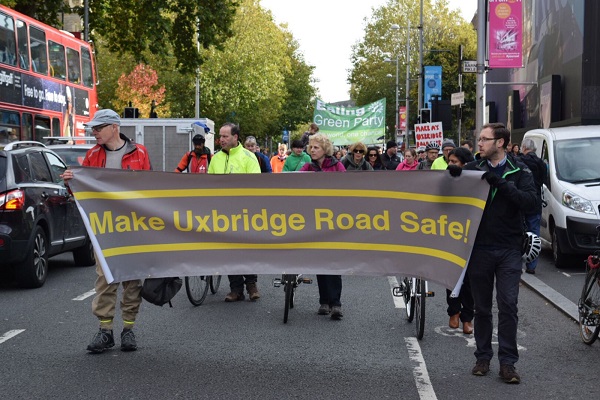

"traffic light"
[420, 108, 431, 124]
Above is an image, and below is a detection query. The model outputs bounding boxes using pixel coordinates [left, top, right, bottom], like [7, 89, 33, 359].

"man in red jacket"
[62, 109, 152, 354]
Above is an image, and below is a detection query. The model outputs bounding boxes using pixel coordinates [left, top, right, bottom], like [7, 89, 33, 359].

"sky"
[260, 0, 479, 103]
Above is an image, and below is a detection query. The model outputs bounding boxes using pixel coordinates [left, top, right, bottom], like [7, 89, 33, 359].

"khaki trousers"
[92, 263, 142, 330]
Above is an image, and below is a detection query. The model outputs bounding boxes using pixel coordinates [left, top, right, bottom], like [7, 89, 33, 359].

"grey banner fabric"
[69, 168, 488, 289]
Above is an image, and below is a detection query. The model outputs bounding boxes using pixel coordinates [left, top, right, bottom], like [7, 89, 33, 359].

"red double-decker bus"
[0, 5, 98, 147]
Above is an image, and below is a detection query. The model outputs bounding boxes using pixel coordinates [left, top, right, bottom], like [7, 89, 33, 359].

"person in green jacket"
[283, 139, 311, 172]
[208, 123, 261, 302]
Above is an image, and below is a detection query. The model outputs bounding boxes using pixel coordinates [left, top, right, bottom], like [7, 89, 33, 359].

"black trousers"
[446, 270, 474, 322]
[317, 275, 342, 307]
[228, 275, 257, 292]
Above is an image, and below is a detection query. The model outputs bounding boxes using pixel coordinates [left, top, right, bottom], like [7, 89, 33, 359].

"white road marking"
[434, 326, 527, 350]
[387, 276, 406, 308]
[562, 272, 571, 277]
[405, 337, 437, 400]
[72, 289, 96, 301]
[0, 329, 25, 344]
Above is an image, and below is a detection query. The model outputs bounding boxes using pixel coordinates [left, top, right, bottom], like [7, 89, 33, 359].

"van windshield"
[554, 138, 600, 183]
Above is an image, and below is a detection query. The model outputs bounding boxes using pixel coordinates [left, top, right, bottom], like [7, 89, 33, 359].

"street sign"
[451, 92, 465, 106]
[462, 60, 477, 73]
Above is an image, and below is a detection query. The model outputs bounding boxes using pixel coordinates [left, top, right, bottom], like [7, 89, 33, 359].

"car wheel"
[16, 226, 49, 288]
[552, 227, 572, 268]
[73, 239, 96, 267]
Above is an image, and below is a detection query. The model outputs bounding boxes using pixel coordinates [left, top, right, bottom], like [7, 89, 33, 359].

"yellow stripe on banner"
[75, 188, 486, 209]
[100, 242, 467, 268]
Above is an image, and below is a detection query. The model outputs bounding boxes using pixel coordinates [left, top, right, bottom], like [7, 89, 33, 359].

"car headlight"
[562, 190, 595, 214]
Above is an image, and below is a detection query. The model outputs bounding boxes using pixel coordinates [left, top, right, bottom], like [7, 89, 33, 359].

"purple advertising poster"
[488, 0, 523, 69]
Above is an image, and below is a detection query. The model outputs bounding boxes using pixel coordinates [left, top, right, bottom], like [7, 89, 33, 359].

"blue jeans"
[468, 247, 521, 366]
[525, 212, 542, 270]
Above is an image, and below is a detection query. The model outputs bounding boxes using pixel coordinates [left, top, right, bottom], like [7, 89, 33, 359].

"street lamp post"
[389, 23, 411, 147]
[384, 56, 399, 144]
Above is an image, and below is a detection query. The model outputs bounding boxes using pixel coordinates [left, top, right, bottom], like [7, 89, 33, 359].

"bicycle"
[393, 276, 435, 340]
[185, 274, 222, 306]
[578, 226, 600, 344]
[272, 274, 312, 323]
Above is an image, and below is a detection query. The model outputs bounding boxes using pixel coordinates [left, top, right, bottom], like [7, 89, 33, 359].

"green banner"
[313, 98, 386, 145]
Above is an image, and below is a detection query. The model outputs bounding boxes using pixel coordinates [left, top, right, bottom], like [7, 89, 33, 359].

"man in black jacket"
[463, 123, 540, 384]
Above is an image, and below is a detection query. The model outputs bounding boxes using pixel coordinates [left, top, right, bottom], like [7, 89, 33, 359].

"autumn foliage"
[114, 64, 169, 118]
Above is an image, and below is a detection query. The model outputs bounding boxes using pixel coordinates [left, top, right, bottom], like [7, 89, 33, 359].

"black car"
[0, 141, 95, 288]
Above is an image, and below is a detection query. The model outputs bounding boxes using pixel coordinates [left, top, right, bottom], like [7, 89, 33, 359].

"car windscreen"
[554, 137, 600, 183]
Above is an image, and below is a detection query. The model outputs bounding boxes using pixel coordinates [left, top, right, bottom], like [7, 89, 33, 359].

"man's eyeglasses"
[477, 137, 497, 143]
[354, 149, 365, 154]
[92, 124, 110, 132]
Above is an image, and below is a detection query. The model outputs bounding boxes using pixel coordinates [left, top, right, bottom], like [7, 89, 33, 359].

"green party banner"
[313, 98, 386, 145]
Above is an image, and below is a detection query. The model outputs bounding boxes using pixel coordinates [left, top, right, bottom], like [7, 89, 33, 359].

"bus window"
[34, 115, 51, 143]
[22, 113, 33, 141]
[48, 41, 66, 80]
[52, 117, 60, 137]
[81, 46, 93, 88]
[16, 20, 29, 70]
[29, 26, 47, 75]
[0, 12, 17, 66]
[0, 109, 20, 146]
[66, 47, 81, 84]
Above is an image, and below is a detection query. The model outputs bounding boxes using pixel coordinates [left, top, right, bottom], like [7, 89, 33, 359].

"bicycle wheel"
[578, 268, 600, 345]
[209, 275, 222, 294]
[402, 277, 415, 322]
[414, 279, 426, 340]
[185, 276, 209, 306]
[283, 274, 294, 323]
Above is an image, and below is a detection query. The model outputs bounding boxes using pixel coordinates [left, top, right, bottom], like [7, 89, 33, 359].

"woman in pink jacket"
[300, 134, 345, 320]
[395, 148, 419, 171]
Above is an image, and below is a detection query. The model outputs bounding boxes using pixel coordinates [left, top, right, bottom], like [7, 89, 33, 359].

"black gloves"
[447, 164, 462, 177]
[481, 171, 506, 187]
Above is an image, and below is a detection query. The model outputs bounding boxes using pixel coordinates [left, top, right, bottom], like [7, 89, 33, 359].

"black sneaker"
[499, 364, 520, 384]
[120, 329, 137, 352]
[472, 359, 490, 376]
[330, 306, 343, 320]
[525, 268, 535, 274]
[87, 329, 115, 353]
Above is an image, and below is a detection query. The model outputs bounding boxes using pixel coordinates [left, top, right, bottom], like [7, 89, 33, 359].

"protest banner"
[313, 98, 385, 145]
[414, 122, 444, 149]
[69, 168, 489, 291]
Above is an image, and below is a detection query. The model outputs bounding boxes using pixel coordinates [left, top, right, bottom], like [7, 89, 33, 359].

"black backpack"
[141, 277, 182, 307]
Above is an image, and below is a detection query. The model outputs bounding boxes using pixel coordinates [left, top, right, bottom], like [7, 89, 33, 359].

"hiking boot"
[462, 321, 474, 335]
[120, 329, 137, 352]
[330, 306, 343, 320]
[246, 283, 261, 300]
[499, 364, 520, 384]
[318, 304, 330, 315]
[472, 359, 490, 376]
[449, 313, 460, 329]
[87, 329, 115, 353]
[225, 291, 245, 302]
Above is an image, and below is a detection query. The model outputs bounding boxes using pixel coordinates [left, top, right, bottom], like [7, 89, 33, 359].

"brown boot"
[463, 321, 473, 334]
[246, 283, 261, 300]
[225, 291, 245, 302]
[449, 313, 460, 329]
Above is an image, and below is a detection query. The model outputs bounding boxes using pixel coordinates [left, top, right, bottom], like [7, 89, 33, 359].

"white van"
[522, 126, 600, 268]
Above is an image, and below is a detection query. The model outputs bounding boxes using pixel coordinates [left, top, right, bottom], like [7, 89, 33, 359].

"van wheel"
[73, 240, 96, 267]
[552, 228, 571, 268]
[16, 226, 49, 288]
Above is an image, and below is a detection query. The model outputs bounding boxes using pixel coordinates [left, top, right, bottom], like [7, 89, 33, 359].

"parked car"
[44, 136, 96, 166]
[522, 126, 600, 267]
[0, 141, 95, 288]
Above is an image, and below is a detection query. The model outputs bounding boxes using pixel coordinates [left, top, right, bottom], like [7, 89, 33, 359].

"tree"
[199, 0, 291, 140]
[114, 63, 169, 118]
[87, 0, 238, 74]
[349, 0, 477, 141]
[1, 0, 69, 26]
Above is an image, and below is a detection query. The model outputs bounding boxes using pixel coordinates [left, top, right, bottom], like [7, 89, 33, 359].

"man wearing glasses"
[462, 123, 539, 384]
[62, 109, 152, 354]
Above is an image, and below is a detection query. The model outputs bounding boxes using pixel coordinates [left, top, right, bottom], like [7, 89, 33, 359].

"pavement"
[520, 271, 578, 321]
